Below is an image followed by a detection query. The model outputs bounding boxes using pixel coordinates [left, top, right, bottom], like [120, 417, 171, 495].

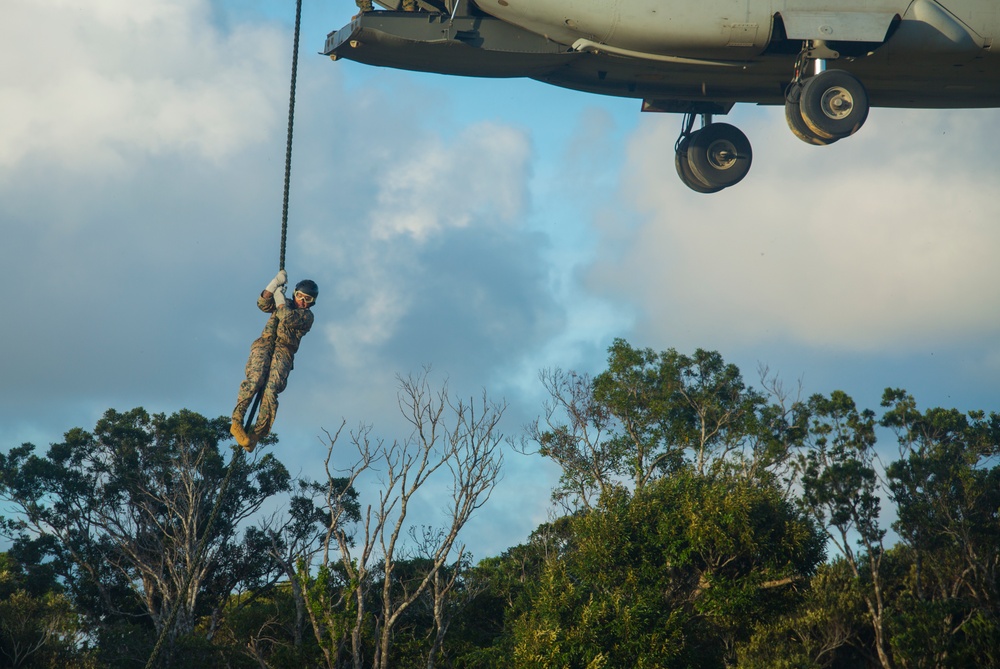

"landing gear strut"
[674, 113, 753, 193]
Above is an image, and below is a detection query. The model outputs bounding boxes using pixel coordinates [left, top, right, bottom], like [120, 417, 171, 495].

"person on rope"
[230, 270, 317, 452]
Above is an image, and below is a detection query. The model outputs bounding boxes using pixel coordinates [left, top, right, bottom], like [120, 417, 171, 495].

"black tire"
[687, 123, 752, 189]
[800, 69, 869, 140]
[785, 96, 838, 145]
[675, 134, 724, 193]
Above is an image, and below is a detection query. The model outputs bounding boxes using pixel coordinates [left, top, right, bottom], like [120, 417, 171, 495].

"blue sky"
[3, 0, 1000, 559]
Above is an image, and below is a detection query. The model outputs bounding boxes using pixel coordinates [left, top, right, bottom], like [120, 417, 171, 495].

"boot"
[243, 431, 258, 454]
[230, 420, 250, 448]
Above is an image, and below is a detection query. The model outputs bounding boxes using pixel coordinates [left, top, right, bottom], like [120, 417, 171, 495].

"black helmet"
[294, 279, 319, 301]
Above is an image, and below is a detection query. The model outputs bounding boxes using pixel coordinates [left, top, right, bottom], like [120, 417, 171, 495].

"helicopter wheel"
[675, 133, 724, 193]
[799, 69, 869, 140]
[686, 123, 752, 189]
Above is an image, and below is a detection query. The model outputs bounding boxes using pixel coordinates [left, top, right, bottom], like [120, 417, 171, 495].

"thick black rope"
[244, 388, 264, 434]
[279, 0, 302, 273]
[246, 0, 302, 433]
[145, 3, 303, 666]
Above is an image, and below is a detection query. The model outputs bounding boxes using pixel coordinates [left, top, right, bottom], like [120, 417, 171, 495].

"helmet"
[294, 279, 319, 301]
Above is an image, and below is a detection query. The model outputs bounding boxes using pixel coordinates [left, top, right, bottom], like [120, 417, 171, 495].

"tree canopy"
[2, 341, 998, 668]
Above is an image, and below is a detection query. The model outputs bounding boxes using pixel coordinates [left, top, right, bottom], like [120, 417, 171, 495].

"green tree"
[525, 339, 798, 511]
[213, 581, 328, 669]
[0, 408, 300, 663]
[796, 390, 896, 669]
[737, 557, 876, 669]
[444, 518, 577, 669]
[880, 389, 1000, 668]
[508, 470, 825, 668]
[0, 551, 94, 669]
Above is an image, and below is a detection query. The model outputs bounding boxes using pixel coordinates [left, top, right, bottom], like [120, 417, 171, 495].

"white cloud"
[369, 122, 531, 241]
[587, 107, 1000, 353]
[323, 275, 412, 368]
[295, 115, 538, 374]
[0, 0, 284, 170]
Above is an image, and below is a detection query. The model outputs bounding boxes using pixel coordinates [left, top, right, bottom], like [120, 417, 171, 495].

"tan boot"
[243, 430, 260, 454]
[230, 420, 250, 448]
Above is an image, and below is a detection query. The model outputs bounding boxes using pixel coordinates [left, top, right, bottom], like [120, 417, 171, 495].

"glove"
[272, 282, 287, 309]
[265, 269, 288, 294]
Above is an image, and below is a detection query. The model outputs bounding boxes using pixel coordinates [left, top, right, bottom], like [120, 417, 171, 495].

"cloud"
[311, 120, 540, 371]
[369, 122, 531, 241]
[0, 0, 285, 171]
[586, 107, 1000, 354]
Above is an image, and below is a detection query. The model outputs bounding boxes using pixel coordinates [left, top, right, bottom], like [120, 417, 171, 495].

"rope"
[246, 0, 303, 433]
[244, 389, 264, 434]
[279, 0, 302, 272]
[145, 3, 303, 666]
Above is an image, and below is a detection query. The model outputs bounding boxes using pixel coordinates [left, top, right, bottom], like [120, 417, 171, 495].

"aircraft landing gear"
[785, 46, 870, 145]
[674, 114, 753, 193]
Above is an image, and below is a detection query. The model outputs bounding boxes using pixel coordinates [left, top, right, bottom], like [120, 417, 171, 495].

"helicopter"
[325, 0, 999, 192]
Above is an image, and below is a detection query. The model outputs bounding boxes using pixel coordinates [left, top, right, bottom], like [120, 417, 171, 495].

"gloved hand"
[265, 269, 288, 294]
[272, 282, 287, 309]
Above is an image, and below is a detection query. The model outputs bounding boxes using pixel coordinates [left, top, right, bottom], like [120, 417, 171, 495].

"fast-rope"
[244, 0, 302, 433]
[143, 2, 302, 666]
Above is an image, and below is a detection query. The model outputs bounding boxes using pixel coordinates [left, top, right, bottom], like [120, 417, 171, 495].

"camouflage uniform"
[232, 291, 314, 440]
[356, 0, 373, 13]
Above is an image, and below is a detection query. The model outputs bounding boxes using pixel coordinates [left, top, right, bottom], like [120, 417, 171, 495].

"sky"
[3, 0, 1000, 560]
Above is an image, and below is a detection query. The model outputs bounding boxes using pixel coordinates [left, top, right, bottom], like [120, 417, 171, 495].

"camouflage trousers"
[233, 338, 295, 438]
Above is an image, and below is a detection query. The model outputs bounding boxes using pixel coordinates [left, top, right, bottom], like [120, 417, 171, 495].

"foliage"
[528, 339, 799, 511]
[0, 407, 308, 663]
[0, 552, 95, 669]
[880, 389, 1000, 668]
[211, 583, 327, 669]
[736, 558, 870, 669]
[794, 388, 1000, 669]
[4, 342, 1000, 669]
[503, 470, 825, 669]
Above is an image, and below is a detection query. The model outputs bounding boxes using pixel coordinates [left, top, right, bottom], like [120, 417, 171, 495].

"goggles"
[294, 290, 316, 304]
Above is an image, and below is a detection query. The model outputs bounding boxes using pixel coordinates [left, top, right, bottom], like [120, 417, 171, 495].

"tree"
[880, 389, 1000, 668]
[524, 339, 796, 511]
[300, 371, 505, 669]
[736, 558, 872, 669]
[507, 469, 825, 669]
[217, 480, 344, 669]
[0, 407, 298, 662]
[526, 366, 618, 512]
[599, 343, 759, 477]
[796, 391, 895, 669]
[402, 526, 487, 669]
[0, 551, 92, 669]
